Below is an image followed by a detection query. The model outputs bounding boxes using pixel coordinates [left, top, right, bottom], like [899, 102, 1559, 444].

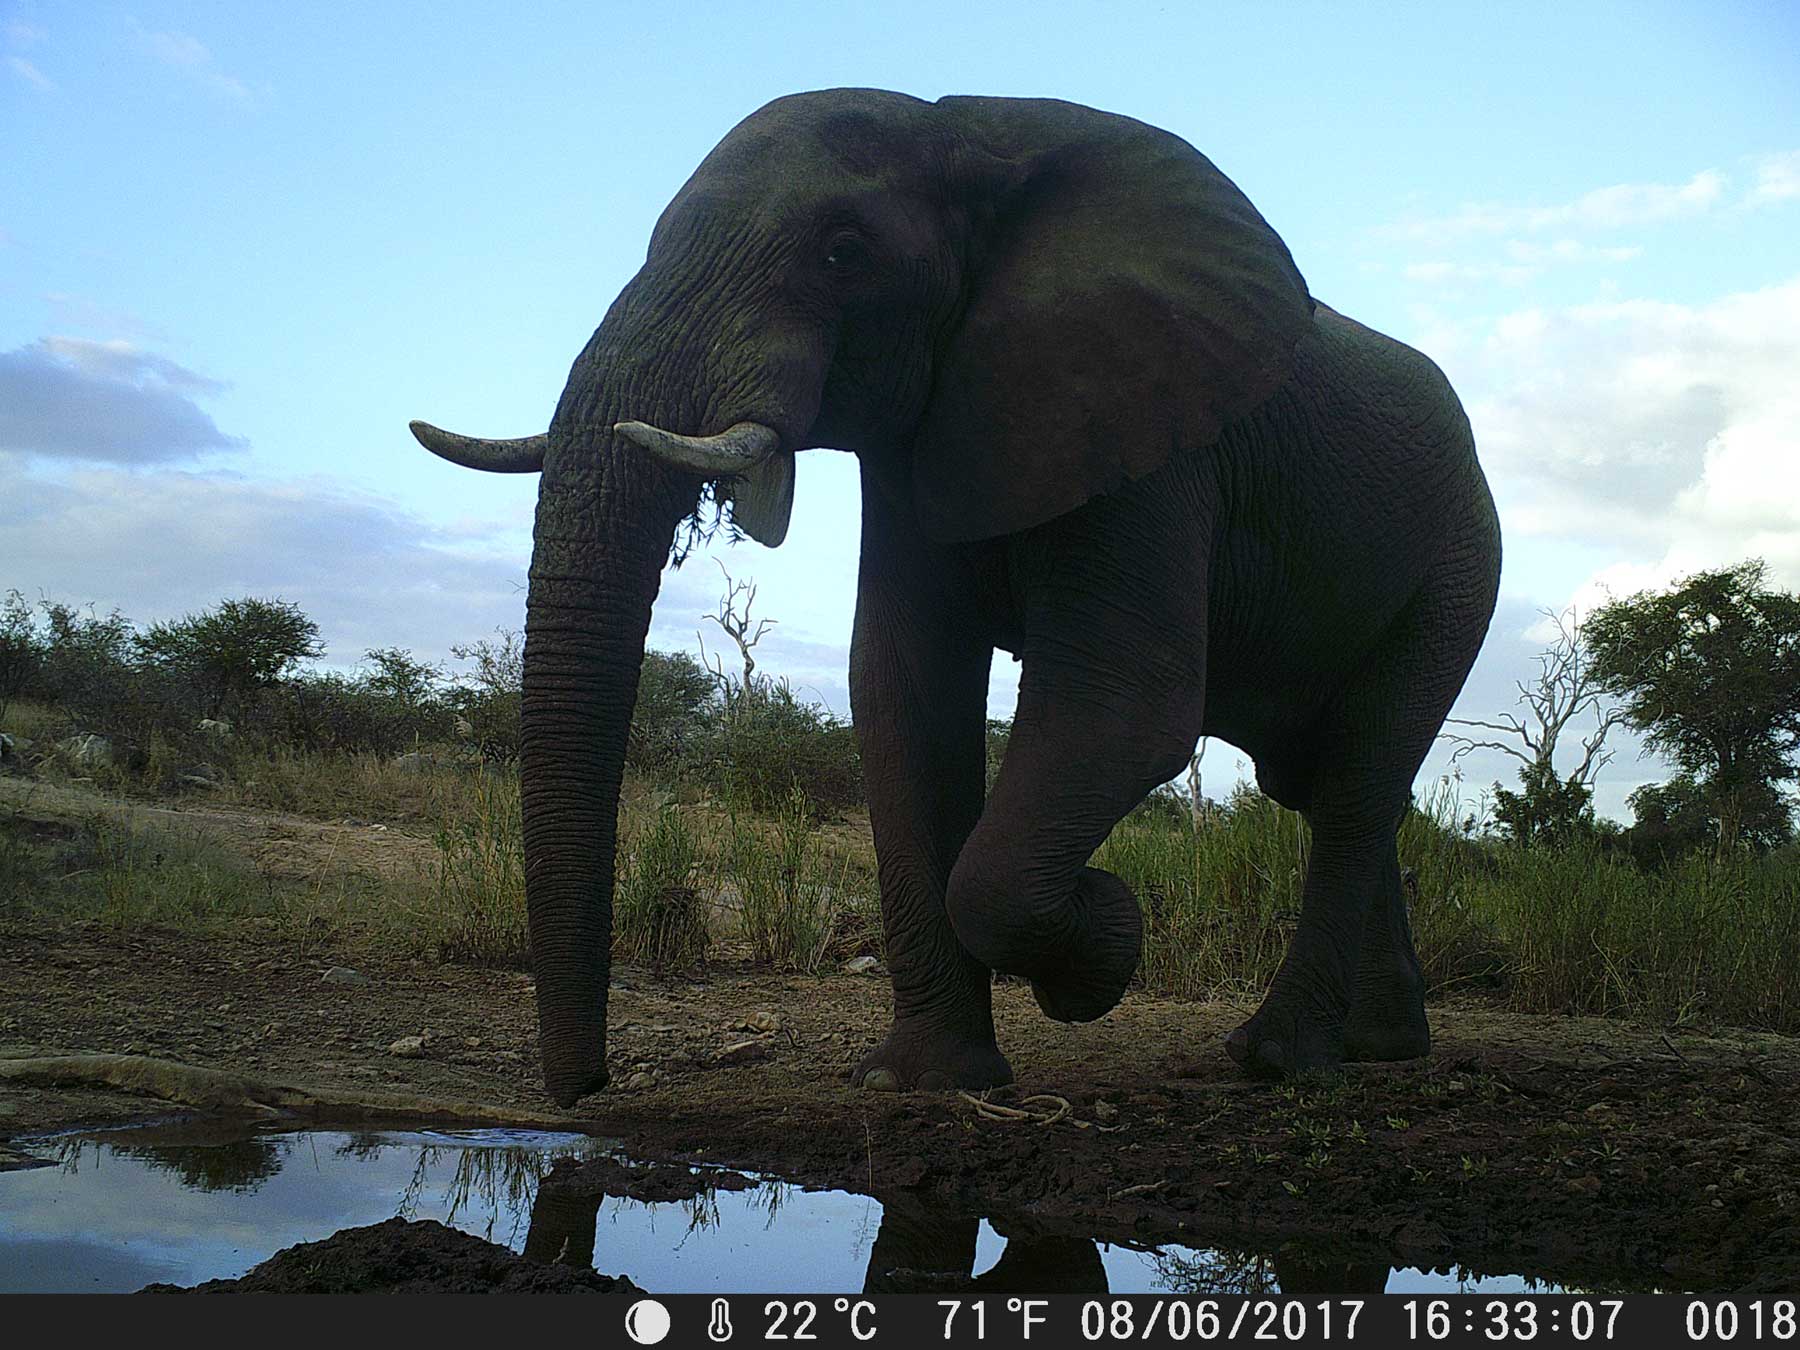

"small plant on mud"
[615, 801, 708, 969]
[428, 771, 529, 968]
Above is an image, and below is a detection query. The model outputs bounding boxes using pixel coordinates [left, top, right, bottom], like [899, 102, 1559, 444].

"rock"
[392, 752, 435, 774]
[58, 733, 113, 768]
[840, 955, 880, 975]
[738, 1011, 783, 1034]
[388, 1036, 427, 1058]
[321, 966, 370, 987]
[624, 1071, 657, 1091]
[712, 1038, 773, 1066]
[195, 719, 234, 738]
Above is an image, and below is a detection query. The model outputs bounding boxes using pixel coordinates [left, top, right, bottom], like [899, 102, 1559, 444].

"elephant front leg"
[848, 517, 1011, 1092]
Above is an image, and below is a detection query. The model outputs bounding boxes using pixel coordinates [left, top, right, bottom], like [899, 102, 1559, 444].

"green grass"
[1101, 777, 1800, 1032]
[422, 769, 530, 968]
[0, 805, 274, 931]
[614, 799, 709, 969]
[8, 696, 1796, 1036]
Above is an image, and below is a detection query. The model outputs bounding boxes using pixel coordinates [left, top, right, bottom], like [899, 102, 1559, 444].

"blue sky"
[4, 1, 1798, 821]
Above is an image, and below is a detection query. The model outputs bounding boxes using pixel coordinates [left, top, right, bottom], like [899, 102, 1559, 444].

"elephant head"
[412, 89, 1312, 1107]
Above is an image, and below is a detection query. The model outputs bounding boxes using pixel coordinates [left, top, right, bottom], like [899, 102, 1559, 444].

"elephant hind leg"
[1229, 561, 1488, 1075]
[1343, 841, 1429, 1062]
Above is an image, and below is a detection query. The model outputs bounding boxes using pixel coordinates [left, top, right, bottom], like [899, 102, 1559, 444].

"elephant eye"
[823, 234, 870, 271]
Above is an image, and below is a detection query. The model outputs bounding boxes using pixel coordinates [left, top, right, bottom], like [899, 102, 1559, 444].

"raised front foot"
[1224, 991, 1347, 1078]
[852, 1023, 1014, 1093]
[1027, 867, 1143, 1023]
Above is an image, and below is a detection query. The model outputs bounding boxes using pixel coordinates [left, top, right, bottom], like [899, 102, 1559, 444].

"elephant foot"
[1224, 991, 1346, 1078]
[1344, 968, 1430, 1063]
[1029, 867, 1143, 1023]
[852, 1023, 1013, 1093]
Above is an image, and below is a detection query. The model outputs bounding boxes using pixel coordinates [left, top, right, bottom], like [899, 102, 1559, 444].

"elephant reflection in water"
[518, 1182, 1106, 1294]
[518, 1182, 1388, 1296]
[522, 1183, 605, 1270]
[862, 1193, 1108, 1294]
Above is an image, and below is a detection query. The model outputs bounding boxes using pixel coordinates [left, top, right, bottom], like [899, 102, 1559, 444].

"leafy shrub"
[704, 679, 862, 815]
[627, 650, 717, 773]
[137, 597, 323, 720]
[449, 630, 523, 764]
[615, 801, 708, 968]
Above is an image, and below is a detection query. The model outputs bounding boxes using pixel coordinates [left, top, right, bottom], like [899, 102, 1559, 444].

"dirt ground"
[3, 780, 1798, 1294]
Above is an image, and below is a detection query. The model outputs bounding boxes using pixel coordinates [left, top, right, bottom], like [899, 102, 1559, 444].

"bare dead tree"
[1186, 737, 1211, 832]
[696, 560, 776, 718]
[1441, 604, 1625, 798]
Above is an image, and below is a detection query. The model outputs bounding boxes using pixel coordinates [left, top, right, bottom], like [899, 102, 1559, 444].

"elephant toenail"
[917, 1070, 954, 1091]
[1256, 1041, 1287, 1072]
[1224, 1028, 1249, 1064]
[861, 1067, 901, 1092]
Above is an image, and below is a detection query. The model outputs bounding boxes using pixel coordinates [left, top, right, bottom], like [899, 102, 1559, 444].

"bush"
[704, 679, 862, 815]
[448, 630, 523, 764]
[137, 597, 323, 720]
[627, 650, 717, 773]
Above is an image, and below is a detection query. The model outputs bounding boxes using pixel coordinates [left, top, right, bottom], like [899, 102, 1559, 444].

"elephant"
[410, 88, 1501, 1107]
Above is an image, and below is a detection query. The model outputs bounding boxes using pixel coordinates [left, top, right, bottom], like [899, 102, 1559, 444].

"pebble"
[321, 966, 369, 987]
[840, 955, 880, 975]
[625, 1071, 657, 1091]
[713, 1039, 773, 1065]
[388, 1036, 427, 1058]
[739, 1011, 782, 1034]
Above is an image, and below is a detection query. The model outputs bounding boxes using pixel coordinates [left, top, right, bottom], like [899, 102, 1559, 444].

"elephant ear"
[723, 452, 794, 547]
[913, 97, 1314, 542]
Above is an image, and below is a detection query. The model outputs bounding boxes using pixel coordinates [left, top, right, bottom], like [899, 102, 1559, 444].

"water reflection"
[2, 1126, 1577, 1295]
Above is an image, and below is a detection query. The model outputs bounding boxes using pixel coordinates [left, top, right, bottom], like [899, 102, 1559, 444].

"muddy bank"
[4, 920, 1797, 1294]
[140, 1218, 643, 1294]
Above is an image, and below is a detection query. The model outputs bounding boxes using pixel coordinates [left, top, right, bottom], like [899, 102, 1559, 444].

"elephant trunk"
[521, 422, 695, 1107]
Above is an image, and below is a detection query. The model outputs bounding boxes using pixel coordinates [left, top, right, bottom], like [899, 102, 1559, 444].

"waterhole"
[0, 1124, 1591, 1294]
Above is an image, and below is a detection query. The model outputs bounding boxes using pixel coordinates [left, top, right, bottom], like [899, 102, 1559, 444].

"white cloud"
[0, 461, 528, 667]
[1747, 150, 1800, 208]
[1458, 277, 1800, 597]
[0, 337, 243, 463]
[6, 54, 52, 90]
[1386, 170, 1728, 244]
[138, 27, 251, 102]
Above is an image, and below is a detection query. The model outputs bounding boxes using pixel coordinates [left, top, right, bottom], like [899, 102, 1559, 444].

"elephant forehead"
[693, 88, 942, 189]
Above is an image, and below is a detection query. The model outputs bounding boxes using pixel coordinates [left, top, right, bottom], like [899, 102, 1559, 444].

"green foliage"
[137, 596, 324, 719]
[1097, 775, 1798, 1030]
[0, 590, 37, 727]
[706, 678, 863, 816]
[30, 598, 142, 733]
[427, 770, 529, 967]
[627, 650, 716, 773]
[984, 718, 1012, 792]
[728, 786, 844, 972]
[614, 801, 708, 968]
[0, 808, 269, 930]
[1491, 759, 1597, 848]
[1587, 559, 1800, 851]
[448, 630, 523, 763]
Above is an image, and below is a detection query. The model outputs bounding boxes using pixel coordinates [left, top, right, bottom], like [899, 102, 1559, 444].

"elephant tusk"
[613, 419, 778, 476]
[409, 420, 547, 473]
